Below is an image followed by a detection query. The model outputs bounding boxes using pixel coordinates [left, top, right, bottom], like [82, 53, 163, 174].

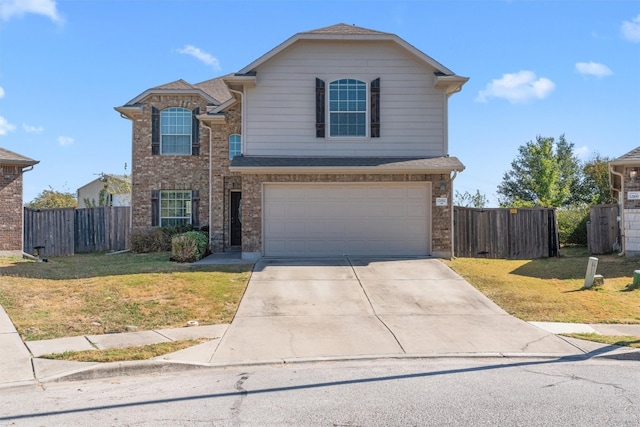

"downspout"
[449, 170, 459, 259]
[200, 120, 214, 251]
[610, 165, 625, 256]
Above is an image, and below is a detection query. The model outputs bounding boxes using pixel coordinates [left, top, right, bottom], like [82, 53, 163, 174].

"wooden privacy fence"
[454, 207, 559, 259]
[24, 206, 131, 257]
[587, 204, 619, 255]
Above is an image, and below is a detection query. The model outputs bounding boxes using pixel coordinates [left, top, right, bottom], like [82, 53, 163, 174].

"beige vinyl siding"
[244, 40, 447, 157]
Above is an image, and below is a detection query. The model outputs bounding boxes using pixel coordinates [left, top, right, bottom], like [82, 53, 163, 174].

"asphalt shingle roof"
[304, 23, 390, 36]
[612, 146, 640, 163]
[0, 147, 39, 166]
[230, 156, 464, 171]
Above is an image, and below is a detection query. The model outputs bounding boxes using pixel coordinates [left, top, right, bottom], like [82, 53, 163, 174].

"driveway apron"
[211, 258, 579, 363]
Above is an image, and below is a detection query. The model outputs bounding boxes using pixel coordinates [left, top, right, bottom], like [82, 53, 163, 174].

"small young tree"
[455, 190, 489, 208]
[27, 186, 77, 209]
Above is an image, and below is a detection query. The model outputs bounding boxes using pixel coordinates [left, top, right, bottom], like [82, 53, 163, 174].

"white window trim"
[160, 107, 192, 155]
[159, 190, 192, 227]
[229, 134, 242, 160]
[326, 78, 370, 140]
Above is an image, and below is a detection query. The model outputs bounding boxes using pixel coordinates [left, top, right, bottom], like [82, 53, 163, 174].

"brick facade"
[0, 165, 24, 252]
[240, 173, 453, 257]
[129, 93, 243, 252]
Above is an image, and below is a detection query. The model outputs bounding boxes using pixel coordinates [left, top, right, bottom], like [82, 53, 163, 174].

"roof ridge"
[303, 23, 391, 36]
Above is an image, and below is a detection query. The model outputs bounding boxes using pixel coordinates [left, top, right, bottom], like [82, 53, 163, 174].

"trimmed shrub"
[557, 205, 590, 246]
[171, 231, 209, 262]
[130, 227, 172, 253]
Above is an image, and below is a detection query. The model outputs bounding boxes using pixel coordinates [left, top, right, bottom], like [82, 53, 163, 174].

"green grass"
[443, 247, 640, 324]
[0, 253, 253, 341]
[40, 339, 210, 362]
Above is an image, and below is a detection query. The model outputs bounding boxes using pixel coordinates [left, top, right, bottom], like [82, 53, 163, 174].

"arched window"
[329, 79, 366, 137]
[160, 108, 192, 154]
[229, 134, 241, 159]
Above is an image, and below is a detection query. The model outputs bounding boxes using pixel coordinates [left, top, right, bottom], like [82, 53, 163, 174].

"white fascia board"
[228, 165, 465, 174]
[435, 75, 470, 95]
[238, 32, 458, 76]
[114, 105, 144, 119]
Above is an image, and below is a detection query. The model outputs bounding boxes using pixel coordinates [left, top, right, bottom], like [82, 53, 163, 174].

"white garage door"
[263, 183, 431, 257]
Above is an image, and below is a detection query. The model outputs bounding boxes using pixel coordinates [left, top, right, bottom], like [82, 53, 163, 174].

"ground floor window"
[160, 190, 192, 227]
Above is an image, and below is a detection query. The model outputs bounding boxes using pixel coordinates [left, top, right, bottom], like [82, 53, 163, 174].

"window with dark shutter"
[191, 107, 200, 155]
[191, 190, 200, 227]
[151, 190, 159, 226]
[370, 78, 380, 138]
[151, 107, 160, 155]
[315, 78, 325, 138]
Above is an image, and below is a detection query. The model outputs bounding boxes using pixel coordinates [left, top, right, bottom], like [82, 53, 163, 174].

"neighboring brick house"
[610, 146, 640, 257]
[0, 147, 39, 256]
[116, 24, 468, 259]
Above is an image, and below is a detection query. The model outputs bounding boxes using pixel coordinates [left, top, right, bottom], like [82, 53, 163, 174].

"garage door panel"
[264, 183, 430, 257]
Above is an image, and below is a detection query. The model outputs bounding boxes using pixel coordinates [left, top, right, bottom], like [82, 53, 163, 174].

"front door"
[230, 191, 242, 246]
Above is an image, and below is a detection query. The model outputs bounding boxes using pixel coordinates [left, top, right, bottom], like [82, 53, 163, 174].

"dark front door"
[230, 191, 242, 246]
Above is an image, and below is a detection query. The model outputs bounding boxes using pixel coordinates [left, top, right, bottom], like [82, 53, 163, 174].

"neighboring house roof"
[0, 147, 39, 167]
[230, 156, 465, 173]
[610, 146, 640, 165]
[77, 174, 131, 193]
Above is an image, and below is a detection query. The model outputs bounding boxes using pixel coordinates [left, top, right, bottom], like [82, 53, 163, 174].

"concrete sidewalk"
[2, 254, 640, 390]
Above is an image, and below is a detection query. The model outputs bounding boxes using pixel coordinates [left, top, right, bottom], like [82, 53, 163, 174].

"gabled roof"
[238, 23, 462, 79]
[0, 147, 39, 167]
[119, 77, 231, 108]
[610, 146, 640, 165]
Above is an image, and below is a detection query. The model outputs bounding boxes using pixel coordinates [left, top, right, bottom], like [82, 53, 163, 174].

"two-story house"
[116, 24, 468, 259]
[610, 146, 640, 257]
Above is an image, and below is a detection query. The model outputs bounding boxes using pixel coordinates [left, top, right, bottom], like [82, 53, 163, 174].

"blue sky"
[1, 0, 638, 206]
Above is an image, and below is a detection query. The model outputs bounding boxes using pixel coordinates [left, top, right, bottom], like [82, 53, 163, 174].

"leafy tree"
[83, 172, 131, 207]
[581, 153, 614, 204]
[497, 135, 582, 207]
[27, 186, 77, 209]
[455, 189, 489, 208]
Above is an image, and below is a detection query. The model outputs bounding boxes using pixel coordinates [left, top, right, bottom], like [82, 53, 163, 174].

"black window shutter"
[191, 190, 200, 227]
[151, 190, 159, 226]
[151, 107, 160, 155]
[371, 78, 380, 138]
[191, 107, 200, 156]
[315, 78, 325, 138]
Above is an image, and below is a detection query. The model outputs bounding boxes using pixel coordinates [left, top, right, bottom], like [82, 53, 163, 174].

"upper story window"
[151, 107, 200, 156]
[229, 134, 241, 159]
[315, 77, 379, 139]
[329, 79, 367, 137]
[160, 108, 192, 155]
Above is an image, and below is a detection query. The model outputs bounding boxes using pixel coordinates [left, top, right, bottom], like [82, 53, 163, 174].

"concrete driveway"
[212, 258, 579, 363]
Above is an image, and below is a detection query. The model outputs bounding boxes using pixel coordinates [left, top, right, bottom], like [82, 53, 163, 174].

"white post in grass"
[583, 257, 599, 289]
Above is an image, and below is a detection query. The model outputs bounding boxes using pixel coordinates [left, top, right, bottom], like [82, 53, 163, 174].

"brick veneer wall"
[129, 93, 243, 252]
[623, 167, 640, 256]
[130, 95, 211, 229]
[241, 173, 453, 257]
[0, 165, 24, 251]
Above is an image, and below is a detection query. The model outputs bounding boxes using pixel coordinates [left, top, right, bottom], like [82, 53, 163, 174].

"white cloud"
[575, 61, 613, 78]
[475, 70, 555, 104]
[177, 45, 221, 70]
[0, 0, 62, 23]
[57, 136, 73, 147]
[23, 123, 44, 133]
[622, 14, 640, 43]
[0, 85, 5, 98]
[575, 145, 590, 160]
[0, 116, 16, 135]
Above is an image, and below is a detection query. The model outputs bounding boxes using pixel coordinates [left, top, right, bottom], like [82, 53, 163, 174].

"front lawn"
[443, 247, 640, 324]
[0, 253, 253, 341]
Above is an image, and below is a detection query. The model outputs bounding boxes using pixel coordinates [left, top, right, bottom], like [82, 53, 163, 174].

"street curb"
[37, 351, 619, 384]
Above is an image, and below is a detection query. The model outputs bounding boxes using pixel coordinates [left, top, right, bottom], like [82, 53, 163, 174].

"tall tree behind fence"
[454, 207, 559, 259]
[24, 207, 130, 257]
[587, 204, 619, 255]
